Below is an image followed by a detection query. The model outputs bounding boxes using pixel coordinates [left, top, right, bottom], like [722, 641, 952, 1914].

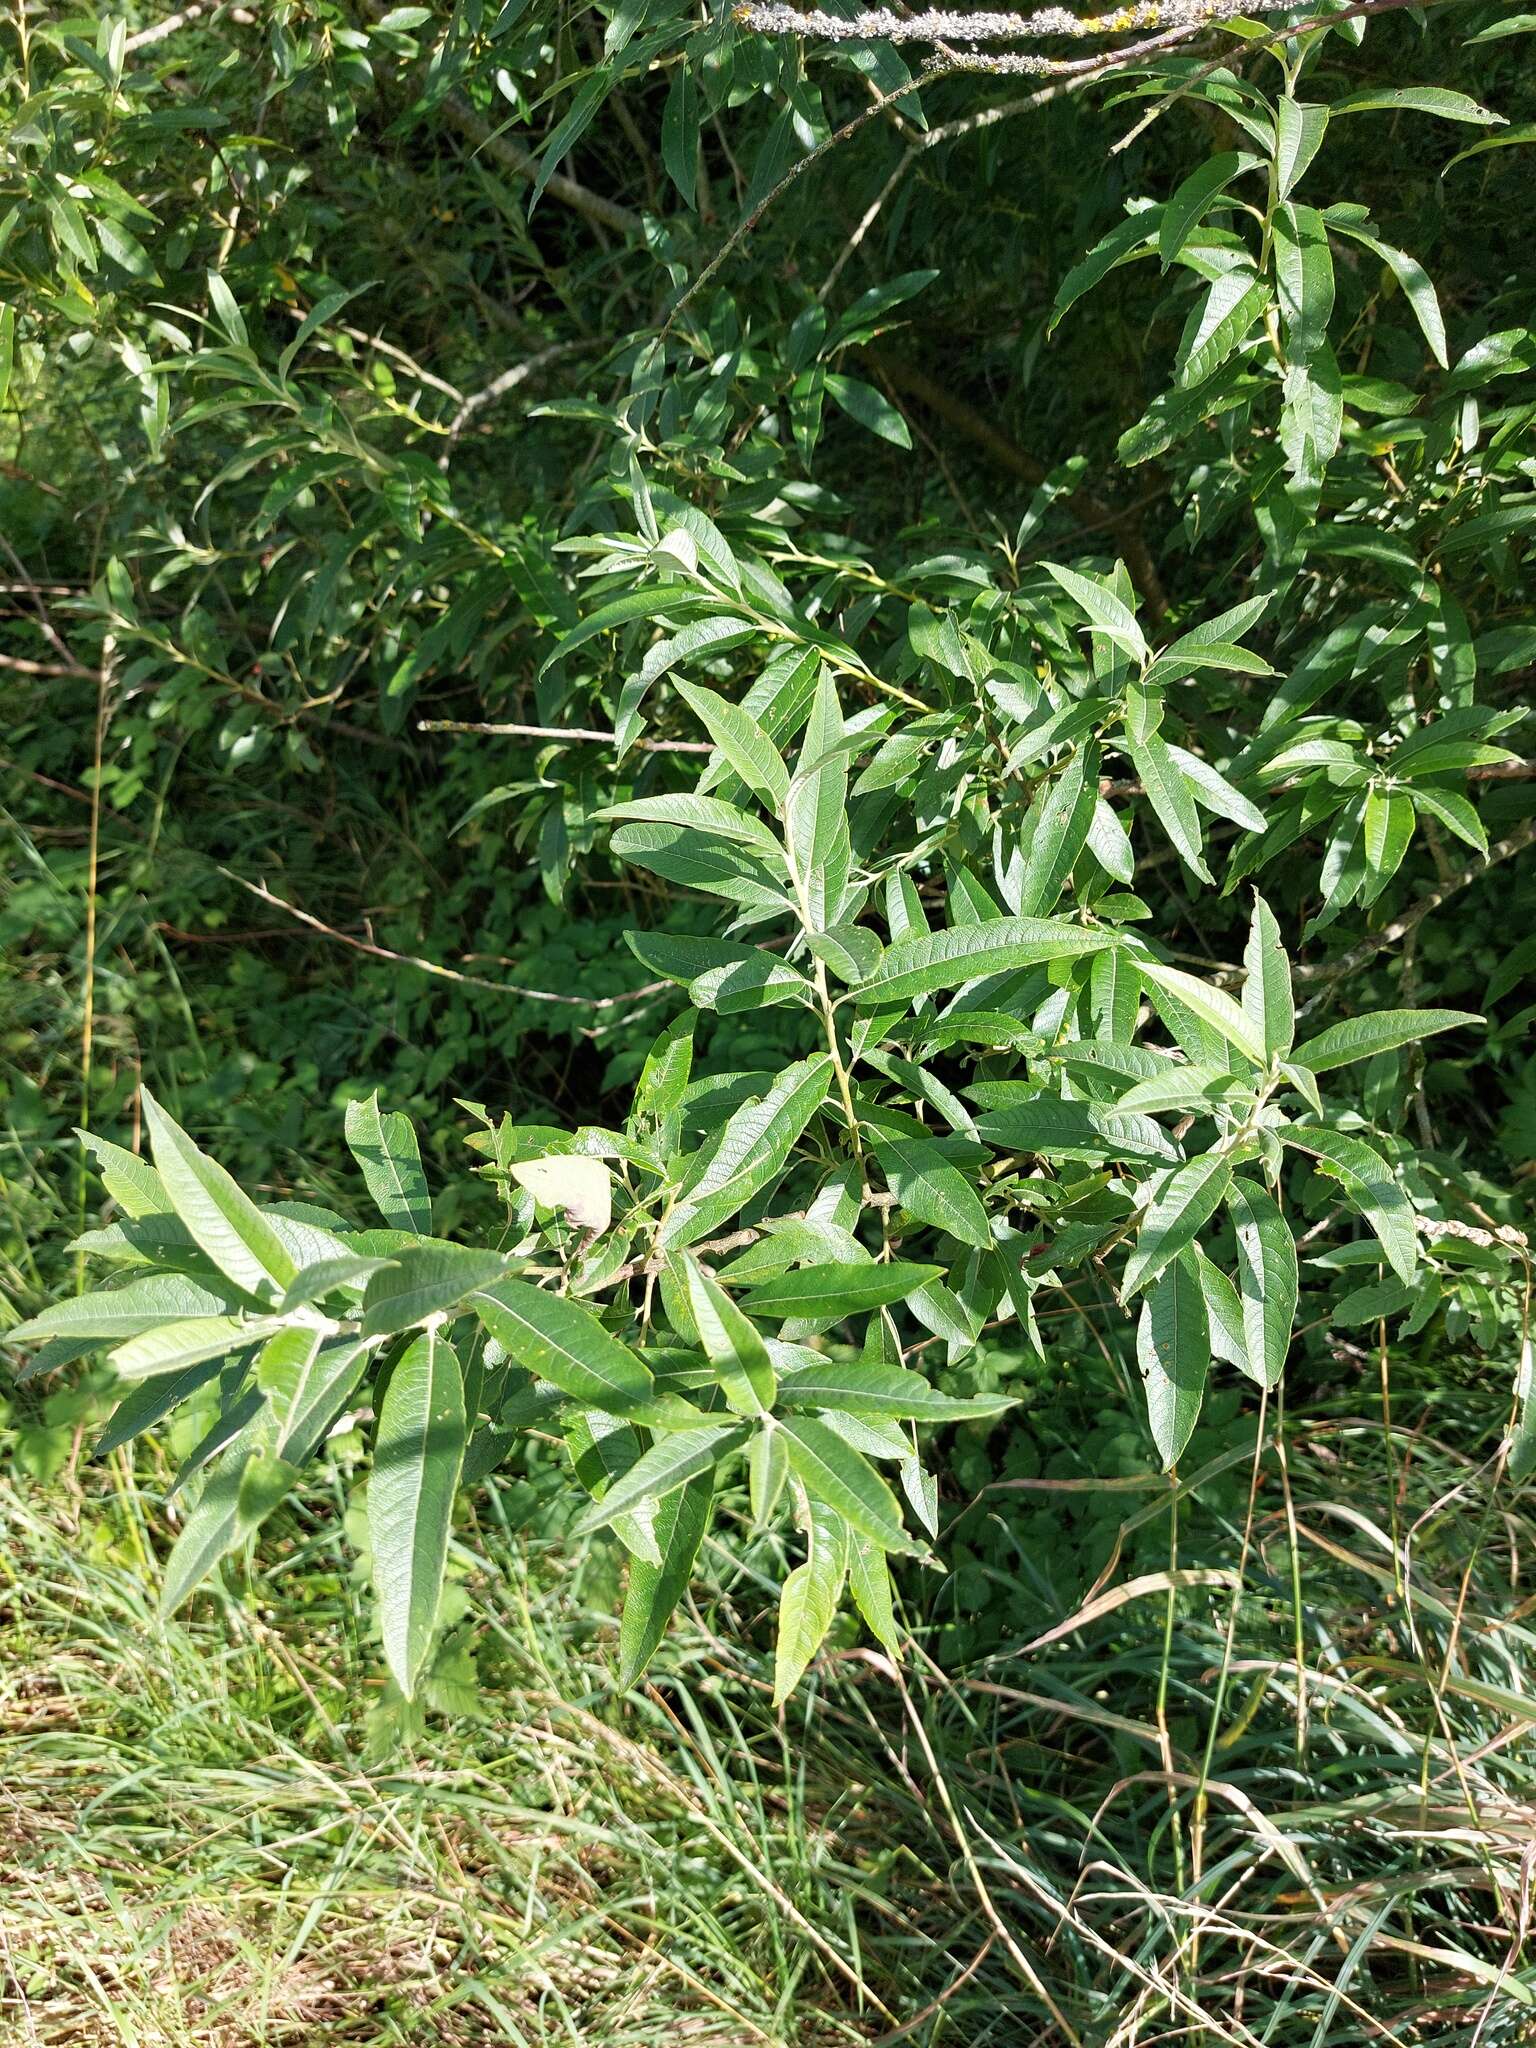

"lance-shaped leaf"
[369, 1327, 466, 1700]
[780, 1415, 920, 1554]
[785, 666, 851, 931]
[473, 1277, 692, 1425]
[572, 1423, 747, 1536]
[662, 1055, 833, 1249]
[683, 1255, 777, 1416]
[773, 1496, 851, 1704]
[627, 930, 813, 1014]
[1286, 1127, 1417, 1282]
[159, 1412, 291, 1617]
[1123, 1154, 1233, 1298]
[1017, 743, 1098, 916]
[749, 1422, 789, 1523]
[618, 1470, 715, 1687]
[77, 1131, 167, 1218]
[738, 1261, 941, 1320]
[1138, 958, 1267, 1066]
[1044, 562, 1148, 661]
[1226, 1179, 1298, 1387]
[142, 1088, 296, 1302]
[675, 677, 789, 806]
[8, 1272, 244, 1346]
[847, 1529, 900, 1658]
[111, 1315, 275, 1383]
[854, 918, 1115, 1005]
[871, 1132, 992, 1251]
[94, 1358, 223, 1459]
[1292, 1008, 1482, 1074]
[1128, 731, 1212, 882]
[778, 1358, 1014, 1422]
[261, 1327, 376, 1464]
[1242, 892, 1294, 1060]
[1138, 1251, 1211, 1469]
[360, 1243, 509, 1338]
[344, 1092, 432, 1234]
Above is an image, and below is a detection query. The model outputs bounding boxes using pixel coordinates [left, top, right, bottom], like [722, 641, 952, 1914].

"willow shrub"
[7, 4, 1534, 1709]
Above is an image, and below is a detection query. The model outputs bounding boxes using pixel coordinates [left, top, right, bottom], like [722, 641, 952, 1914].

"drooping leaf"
[1292, 1009, 1482, 1073]
[1138, 1251, 1211, 1469]
[1287, 1127, 1417, 1281]
[142, 1089, 296, 1302]
[780, 1414, 920, 1553]
[618, 1470, 714, 1686]
[1226, 1179, 1298, 1387]
[344, 1093, 432, 1234]
[773, 1496, 849, 1704]
[369, 1328, 466, 1700]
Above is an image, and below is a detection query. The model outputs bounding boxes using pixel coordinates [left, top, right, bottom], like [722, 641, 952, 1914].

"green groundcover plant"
[5, 0, 1534, 1718]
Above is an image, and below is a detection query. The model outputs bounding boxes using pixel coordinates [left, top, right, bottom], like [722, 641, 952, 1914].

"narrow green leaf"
[847, 1529, 900, 1658]
[158, 1416, 272, 1617]
[1242, 892, 1294, 1059]
[1123, 1155, 1233, 1297]
[359, 1243, 508, 1338]
[739, 1261, 941, 1320]
[262, 1329, 375, 1464]
[824, 374, 911, 448]
[1293, 1008, 1482, 1073]
[111, 1315, 271, 1383]
[855, 917, 1115, 1004]
[1329, 87, 1505, 126]
[780, 1414, 919, 1554]
[1128, 731, 1212, 882]
[1138, 1252, 1211, 1469]
[1044, 562, 1148, 661]
[1287, 1127, 1417, 1281]
[142, 1088, 296, 1301]
[683, 1255, 777, 1416]
[344, 1092, 432, 1234]
[1329, 220, 1448, 368]
[773, 1497, 849, 1703]
[662, 1056, 834, 1249]
[675, 677, 789, 805]
[1226, 1179, 1297, 1387]
[778, 1358, 1014, 1422]
[369, 1328, 466, 1700]
[1275, 100, 1329, 198]
[572, 1424, 746, 1535]
[1138, 959, 1267, 1066]
[872, 1132, 991, 1252]
[474, 1277, 677, 1423]
[618, 1470, 714, 1685]
[8, 1273, 241, 1345]
[1160, 152, 1248, 268]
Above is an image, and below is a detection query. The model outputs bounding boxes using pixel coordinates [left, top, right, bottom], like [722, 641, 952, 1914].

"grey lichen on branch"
[735, 0, 1277, 44]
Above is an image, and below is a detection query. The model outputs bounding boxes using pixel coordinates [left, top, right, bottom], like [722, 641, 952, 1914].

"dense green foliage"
[4, 0, 1536, 2035]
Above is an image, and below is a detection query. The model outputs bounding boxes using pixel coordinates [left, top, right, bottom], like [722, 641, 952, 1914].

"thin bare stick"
[419, 718, 713, 753]
[214, 865, 669, 1011]
[1295, 816, 1536, 995]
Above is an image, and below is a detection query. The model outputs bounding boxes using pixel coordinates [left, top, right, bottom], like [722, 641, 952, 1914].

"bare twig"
[419, 719, 713, 753]
[1296, 816, 1536, 994]
[214, 866, 669, 1013]
[438, 342, 589, 467]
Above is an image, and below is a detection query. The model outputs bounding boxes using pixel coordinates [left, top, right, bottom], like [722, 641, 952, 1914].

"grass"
[2, 1367, 1535, 2045]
